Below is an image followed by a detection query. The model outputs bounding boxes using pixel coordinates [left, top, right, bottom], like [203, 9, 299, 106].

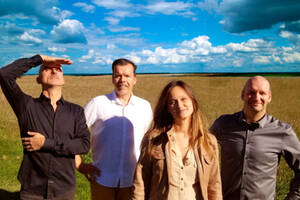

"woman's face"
[168, 86, 194, 121]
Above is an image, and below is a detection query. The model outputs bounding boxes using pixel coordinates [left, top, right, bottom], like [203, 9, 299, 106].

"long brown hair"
[142, 80, 215, 156]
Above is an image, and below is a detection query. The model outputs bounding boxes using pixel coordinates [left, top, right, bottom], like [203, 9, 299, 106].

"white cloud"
[105, 17, 120, 25]
[280, 30, 300, 44]
[28, 29, 46, 36]
[253, 56, 270, 64]
[92, 0, 130, 9]
[282, 52, 300, 63]
[117, 35, 293, 71]
[51, 19, 87, 44]
[108, 10, 138, 18]
[125, 54, 141, 64]
[145, 1, 192, 15]
[48, 47, 67, 52]
[108, 26, 140, 32]
[79, 49, 95, 62]
[225, 39, 271, 52]
[107, 44, 116, 50]
[92, 53, 113, 65]
[73, 2, 95, 13]
[226, 42, 257, 52]
[19, 32, 42, 43]
[180, 36, 213, 55]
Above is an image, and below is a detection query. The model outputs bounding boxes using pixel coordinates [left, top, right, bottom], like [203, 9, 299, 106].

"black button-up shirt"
[0, 55, 90, 198]
[210, 111, 300, 200]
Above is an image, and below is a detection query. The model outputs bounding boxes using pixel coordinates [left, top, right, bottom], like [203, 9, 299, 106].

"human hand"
[40, 55, 72, 68]
[21, 132, 45, 151]
[76, 158, 101, 182]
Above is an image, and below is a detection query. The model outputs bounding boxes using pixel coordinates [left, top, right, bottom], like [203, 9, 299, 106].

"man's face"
[38, 65, 65, 87]
[242, 77, 272, 114]
[112, 64, 136, 97]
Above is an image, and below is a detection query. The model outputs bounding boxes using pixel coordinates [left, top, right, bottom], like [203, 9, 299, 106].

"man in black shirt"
[0, 55, 90, 200]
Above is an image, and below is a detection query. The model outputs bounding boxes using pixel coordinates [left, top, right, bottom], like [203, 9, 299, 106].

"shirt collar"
[111, 89, 136, 106]
[238, 111, 269, 128]
[39, 93, 65, 105]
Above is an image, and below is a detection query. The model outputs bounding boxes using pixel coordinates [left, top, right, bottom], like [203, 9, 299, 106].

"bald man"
[210, 76, 300, 200]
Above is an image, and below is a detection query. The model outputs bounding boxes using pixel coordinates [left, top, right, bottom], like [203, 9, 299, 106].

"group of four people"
[0, 55, 299, 200]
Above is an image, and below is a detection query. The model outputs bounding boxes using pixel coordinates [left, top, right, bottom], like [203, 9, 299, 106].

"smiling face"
[112, 64, 136, 98]
[168, 86, 194, 121]
[37, 65, 65, 87]
[242, 76, 272, 115]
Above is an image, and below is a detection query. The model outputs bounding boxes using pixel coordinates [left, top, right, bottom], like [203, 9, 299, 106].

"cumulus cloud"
[218, 0, 300, 33]
[0, 0, 68, 25]
[117, 34, 300, 70]
[73, 2, 95, 13]
[50, 19, 87, 44]
[80, 49, 113, 65]
[253, 56, 271, 64]
[280, 30, 300, 45]
[225, 39, 272, 52]
[123, 35, 227, 65]
[282, 52, 300, 63]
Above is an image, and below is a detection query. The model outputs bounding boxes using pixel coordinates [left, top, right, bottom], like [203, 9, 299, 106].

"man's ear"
[36, 76, 41, 84]
[241, 90, 244, 100]
[268, 91, 272, 103]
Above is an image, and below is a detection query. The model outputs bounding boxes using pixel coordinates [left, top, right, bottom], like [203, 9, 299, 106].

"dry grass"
[0, 74, 299, 199]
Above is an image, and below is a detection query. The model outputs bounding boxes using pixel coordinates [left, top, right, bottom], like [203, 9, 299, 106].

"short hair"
[112, 58, 137, 75]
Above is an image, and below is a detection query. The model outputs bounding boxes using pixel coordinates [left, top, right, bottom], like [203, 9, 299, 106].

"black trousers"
[20, 187, 76, 200]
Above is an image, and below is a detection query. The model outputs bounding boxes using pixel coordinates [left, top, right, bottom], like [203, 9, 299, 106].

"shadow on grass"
[0, 189, 19, 200]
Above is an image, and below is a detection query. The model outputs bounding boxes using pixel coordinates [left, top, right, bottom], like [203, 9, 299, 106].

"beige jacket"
[131, 131, 222, 200]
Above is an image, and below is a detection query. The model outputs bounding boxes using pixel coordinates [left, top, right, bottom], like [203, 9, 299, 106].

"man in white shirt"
[75, 58, 153, 200]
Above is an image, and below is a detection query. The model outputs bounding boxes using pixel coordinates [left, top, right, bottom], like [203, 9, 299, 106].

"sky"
[1, 0, 300, 74]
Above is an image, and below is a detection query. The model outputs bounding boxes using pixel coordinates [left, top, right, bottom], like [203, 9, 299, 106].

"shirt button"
[181, 188, 183, 191]
[181, 166, 183, 169]
[181, 178, 183, 181]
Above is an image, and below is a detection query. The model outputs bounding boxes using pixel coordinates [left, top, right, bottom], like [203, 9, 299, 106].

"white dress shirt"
[84, 90, 153, 188]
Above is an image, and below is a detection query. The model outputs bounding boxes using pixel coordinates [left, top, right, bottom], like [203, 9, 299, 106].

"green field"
[0, 75, 299, 199]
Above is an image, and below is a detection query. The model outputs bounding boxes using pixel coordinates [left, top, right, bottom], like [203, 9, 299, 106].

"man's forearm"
[0, 55, 42, 116]
[0, 55, 42, 80]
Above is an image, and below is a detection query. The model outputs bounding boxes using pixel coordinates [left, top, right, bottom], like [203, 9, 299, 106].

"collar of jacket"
[149, 131, 213, 200]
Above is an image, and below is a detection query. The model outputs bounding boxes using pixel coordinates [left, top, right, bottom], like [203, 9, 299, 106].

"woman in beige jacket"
[131, 80, 222, 200]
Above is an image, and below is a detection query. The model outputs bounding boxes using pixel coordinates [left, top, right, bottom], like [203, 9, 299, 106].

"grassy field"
[0, 74, 299, 199]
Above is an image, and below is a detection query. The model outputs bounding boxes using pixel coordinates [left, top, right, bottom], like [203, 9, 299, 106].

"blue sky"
[1, 0, 300, 74]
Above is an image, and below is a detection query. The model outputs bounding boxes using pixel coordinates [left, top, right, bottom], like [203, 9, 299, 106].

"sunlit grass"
[0, 75, 299, 200]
